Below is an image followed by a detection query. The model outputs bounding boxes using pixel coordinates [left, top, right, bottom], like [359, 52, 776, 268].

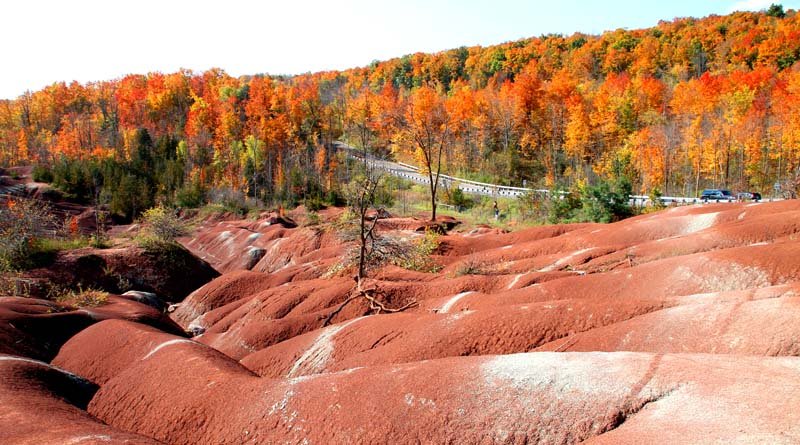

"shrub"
[454, 255, 487, 276]
[0, 198, 58, 271]
[547, 188, 582, 223]
[304, 210, 321, 227]
[446, 187, 473, 210]
[543, 178, 633, 224]
[324, 189, 347, 207]
[176, 181, 206, 208]
[206, 187, 257, 216]
[32, 165, 54, 183]
[56, 287, 110, 308]
[304, 196, 326, 212]
[89, 234, 112, 249]
[393, 229, 441, 272]
[141, 206, 187, 243]
[576, 177, 633, 223]
[518, 191, 547, 221]
[647, 187, 667, 211]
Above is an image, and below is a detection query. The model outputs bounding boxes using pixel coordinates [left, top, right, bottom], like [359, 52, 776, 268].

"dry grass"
[56, 288, 110, 308]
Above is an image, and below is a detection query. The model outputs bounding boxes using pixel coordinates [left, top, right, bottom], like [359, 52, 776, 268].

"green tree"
[766, 4, 786, 18]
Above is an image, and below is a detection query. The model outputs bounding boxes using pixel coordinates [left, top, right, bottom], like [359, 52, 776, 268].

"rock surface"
[2, 200, 800, 444]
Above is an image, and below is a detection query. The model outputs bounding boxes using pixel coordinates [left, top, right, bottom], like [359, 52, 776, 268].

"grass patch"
[196, 201, 261, 220]
[136, 235, 193, 270]
[453, 255, 489, 276]
[388, 194, 545, 232]
[56, 287, 110, 308]
[0, 272, 33, 297]
[393, 230, 442, 273]
[21, 237, 93, 270]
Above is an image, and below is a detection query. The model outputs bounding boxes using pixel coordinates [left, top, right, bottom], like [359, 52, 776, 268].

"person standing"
[493, 200, 499, 220]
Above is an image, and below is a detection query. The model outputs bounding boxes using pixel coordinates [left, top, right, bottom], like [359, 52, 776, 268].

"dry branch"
[323, 279, 418, 326]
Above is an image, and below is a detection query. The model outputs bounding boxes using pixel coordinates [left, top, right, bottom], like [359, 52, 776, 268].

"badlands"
[2, 200, 800, 444]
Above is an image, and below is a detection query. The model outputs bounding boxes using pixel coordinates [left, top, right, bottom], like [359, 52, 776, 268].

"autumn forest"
[2, 6, 800, 218]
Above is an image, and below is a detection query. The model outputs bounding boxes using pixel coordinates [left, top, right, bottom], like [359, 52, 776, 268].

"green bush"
[518, 191, 547, 221]
[446, 187, 473, 210]
[32, 165, 53, 183]
[393, 230, 441, 272]
[140, 206, 187, 243]
[543, 177, 633, 224]
[206, 187, 258, 216]
[0, 198, 58, 271]
[648, 187, 666, 211]
[304, 210, 321, 226]
[547, 188, 582, 224]
[324, 189, 347, 207]
[176, 181, 206, 208]
[304, 196, 326, 212]
[577, 177, 633, 223]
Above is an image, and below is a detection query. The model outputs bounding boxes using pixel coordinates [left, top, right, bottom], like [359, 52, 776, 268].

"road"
[340, 143, 533, 199]
[335, 142, 750, 206]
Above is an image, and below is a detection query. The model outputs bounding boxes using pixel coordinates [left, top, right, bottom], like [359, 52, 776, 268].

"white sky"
[2, 0, 798, 99]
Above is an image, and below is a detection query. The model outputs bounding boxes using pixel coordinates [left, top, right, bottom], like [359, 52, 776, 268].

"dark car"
[700, 189, 735, 202]
[737, 191, 762, 202]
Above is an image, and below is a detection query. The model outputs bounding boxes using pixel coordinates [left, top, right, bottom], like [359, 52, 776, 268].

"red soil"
[179, 214, 343, 274]
[23, 243, 219, 301]
[52, 319, 800, 444]
[0, 295, 184, 362]
[87, 344, 800, 444]
[0, 356, 160, 444]
[3, 200, 800, 443]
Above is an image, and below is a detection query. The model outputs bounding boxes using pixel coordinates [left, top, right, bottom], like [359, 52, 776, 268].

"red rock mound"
[180, 214, 343, 274]
[179, 201, 800, 372]
[0, 296, 184, 361]
[535, 283, 800, 355]
[0, 355, 159, 444]
[23, 243, 218, 301]
[238, 296, 666, 378]
[52, 319, 187, 385]
[6, 200, 800, 443]
[85, 346, 800, 444]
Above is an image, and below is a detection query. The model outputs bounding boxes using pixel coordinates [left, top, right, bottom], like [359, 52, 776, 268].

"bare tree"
[348, 169, 382, 282]
[325, 162, 417, 326]
[403, 85, 450, 221]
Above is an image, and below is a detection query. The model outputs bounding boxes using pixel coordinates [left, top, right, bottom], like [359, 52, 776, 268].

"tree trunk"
[428, 169, 437, 222]
[430, 190, 437, 221]
[358, 199, 368, 281]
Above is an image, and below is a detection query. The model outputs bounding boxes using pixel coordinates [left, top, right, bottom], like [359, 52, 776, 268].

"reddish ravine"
[3, 201, 800, 444]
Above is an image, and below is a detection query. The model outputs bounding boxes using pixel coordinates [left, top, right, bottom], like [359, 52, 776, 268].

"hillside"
[1, 7, 800, 223]
[1, 200, 799, 443]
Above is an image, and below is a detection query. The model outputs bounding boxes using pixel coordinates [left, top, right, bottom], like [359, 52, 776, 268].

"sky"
[2, 0, 799, 99]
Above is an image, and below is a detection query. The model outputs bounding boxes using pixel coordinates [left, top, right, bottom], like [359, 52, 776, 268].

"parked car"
[736, 191, 762, 202]
[700, 189, 735, 202]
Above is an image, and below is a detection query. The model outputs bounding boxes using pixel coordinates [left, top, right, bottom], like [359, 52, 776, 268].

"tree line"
[1, 6, 800, 219]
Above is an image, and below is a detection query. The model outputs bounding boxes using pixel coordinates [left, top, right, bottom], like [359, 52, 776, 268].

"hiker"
[493, 201, 499, 220]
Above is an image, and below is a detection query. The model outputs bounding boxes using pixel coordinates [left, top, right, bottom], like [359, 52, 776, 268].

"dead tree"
[325, 163, 417, 326]
[351, 171, 381, 282]
[324, 279, 418, 326]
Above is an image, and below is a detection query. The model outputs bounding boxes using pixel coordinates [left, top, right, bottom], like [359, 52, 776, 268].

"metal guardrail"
[337, 142, 780, 206]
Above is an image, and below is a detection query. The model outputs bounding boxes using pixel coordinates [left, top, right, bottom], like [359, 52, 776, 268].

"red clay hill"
[3, 200, 800, 444]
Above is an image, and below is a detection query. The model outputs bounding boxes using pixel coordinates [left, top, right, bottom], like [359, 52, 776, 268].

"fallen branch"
[323, 279, 418, 326]
[322, 293, 362, 327]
